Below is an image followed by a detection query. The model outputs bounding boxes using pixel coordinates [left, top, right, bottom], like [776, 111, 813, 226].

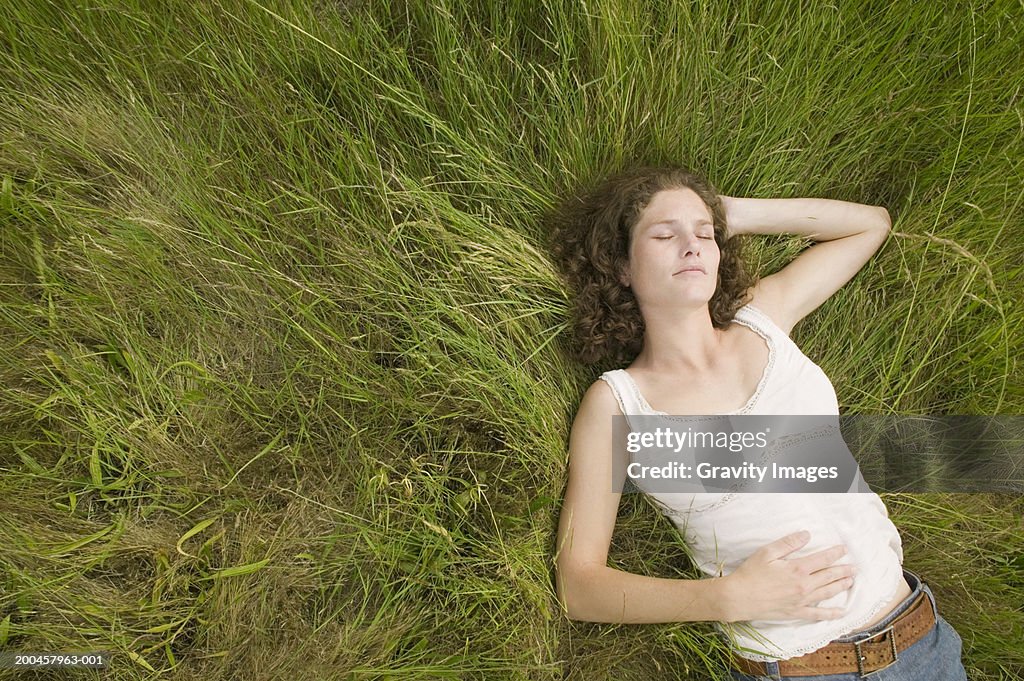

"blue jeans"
[729, 570, 967, 681]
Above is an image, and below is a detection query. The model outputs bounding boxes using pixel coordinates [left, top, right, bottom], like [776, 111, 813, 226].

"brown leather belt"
[730, 590, 936, 677]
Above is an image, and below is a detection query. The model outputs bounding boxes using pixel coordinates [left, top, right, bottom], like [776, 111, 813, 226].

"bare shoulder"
[566, 378, 631, 482]
[574, 377, 623, 427]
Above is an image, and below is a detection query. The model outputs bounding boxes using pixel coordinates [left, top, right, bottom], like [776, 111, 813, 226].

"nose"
[680, 234, 702, 257]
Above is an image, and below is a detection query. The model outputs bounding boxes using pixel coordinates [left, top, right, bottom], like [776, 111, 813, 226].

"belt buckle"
[854, 624, 898, 677]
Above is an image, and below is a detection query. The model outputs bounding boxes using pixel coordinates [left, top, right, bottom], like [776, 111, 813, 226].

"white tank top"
[599, 303, 905, 661]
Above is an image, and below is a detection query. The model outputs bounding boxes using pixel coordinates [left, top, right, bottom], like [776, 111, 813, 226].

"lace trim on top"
[621, 305, 777, 418]
[609, 306, 779, 514]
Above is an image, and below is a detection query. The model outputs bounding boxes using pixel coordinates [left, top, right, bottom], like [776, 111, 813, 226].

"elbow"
[556, 563, 605, 622]
[874, 206, 893, 230]
[556, 564, 593, 621]
[555, 566, 584, 620]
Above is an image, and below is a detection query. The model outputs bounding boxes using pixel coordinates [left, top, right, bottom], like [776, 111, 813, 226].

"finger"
[810, 564, 856, 585]
[807, 575, 855, 603]
[759, 531, 811, 562]
[794, 544, 847, 573]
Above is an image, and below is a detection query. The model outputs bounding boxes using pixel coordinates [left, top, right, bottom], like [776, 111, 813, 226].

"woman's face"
[621, 187, 721, 309]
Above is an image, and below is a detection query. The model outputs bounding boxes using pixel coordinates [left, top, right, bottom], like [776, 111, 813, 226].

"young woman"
[549, 166, 968, 679]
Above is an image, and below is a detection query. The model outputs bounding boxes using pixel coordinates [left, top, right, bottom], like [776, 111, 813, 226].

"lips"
[673, 265, 706, 275]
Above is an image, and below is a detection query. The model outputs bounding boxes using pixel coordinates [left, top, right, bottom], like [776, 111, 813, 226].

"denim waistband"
[833, 569, 936, 644]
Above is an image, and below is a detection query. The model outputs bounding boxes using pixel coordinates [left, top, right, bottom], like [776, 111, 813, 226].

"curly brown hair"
[548, 164, 757, 367]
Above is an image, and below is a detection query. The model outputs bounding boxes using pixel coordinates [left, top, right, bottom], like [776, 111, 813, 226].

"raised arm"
[722, 195, 892, 335]
[554, 380, 857, 624]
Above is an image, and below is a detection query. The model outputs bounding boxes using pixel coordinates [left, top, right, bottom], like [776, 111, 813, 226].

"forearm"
[561, 564, 734, 624]
[722, 196, 890, 241]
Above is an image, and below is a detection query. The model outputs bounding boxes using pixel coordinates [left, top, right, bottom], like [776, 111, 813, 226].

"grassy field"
[1, 0, 1022, 679]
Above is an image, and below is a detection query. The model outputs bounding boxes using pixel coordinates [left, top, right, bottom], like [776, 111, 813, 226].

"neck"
[632, 304, 722, 373]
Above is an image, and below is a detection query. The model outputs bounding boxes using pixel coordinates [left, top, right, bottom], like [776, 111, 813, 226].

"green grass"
[1, 0, 1022, 679]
